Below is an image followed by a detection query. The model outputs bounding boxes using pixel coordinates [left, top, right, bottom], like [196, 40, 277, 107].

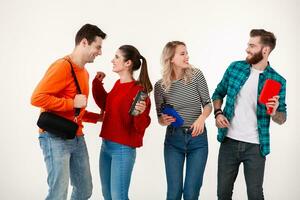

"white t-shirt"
[227, 67, 263, 144]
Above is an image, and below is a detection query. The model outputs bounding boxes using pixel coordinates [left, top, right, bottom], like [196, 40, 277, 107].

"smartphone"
[129, 91, 148, 116]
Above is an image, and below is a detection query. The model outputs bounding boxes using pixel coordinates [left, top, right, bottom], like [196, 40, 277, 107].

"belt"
[168, 126, 191, 134]
[181, 126, 191, 133]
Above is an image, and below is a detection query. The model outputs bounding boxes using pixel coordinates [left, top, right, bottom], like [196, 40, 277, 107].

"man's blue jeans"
[217, 137, 265, 200]
[164, 126, 208, 200]
[38, 132, 93, 200]
[99, 139, 136, 200]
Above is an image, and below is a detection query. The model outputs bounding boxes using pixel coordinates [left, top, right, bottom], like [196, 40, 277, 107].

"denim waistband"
[224, 137, 259, 146]
[167, 126, 192, 134]
[167, 126, 208, 135]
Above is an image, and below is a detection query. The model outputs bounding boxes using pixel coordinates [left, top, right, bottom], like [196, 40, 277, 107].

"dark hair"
[119, 45, 153, 94]
[250, 29, 276, 52]
[75, 24, 106, 46]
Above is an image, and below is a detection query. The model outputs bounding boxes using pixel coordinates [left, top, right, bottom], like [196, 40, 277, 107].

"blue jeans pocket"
[38, 132, 49, 139]
[38, 132, 49, 149]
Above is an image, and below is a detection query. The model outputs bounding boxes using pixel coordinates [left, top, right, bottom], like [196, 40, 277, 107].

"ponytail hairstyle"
[119, 45, 153, 94]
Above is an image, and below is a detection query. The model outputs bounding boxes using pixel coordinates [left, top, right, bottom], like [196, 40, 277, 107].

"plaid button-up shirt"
[212, 60, 287, 156]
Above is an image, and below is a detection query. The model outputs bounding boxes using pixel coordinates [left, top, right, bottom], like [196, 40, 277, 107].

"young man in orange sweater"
[31, 24, 106, 200]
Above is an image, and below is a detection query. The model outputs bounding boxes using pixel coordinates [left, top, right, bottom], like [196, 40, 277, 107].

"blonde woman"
[154, 41, 212, 200]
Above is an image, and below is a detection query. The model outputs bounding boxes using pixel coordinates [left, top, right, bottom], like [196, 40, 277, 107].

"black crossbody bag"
[37, 59, 82, 139]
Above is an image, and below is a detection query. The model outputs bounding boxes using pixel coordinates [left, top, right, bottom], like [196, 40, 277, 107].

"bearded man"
[212, 29, 287, 200]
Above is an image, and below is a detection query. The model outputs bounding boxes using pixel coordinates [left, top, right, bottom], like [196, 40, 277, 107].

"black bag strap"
[64, 59, 81, 117]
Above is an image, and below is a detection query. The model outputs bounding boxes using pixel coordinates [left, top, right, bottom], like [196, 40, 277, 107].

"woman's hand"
[134, 101, 147, 115]
[95, 71, 106, 82]
[98, 110, 105, 122]
[159, 114, 176, 126]
[190, 116, 205, 137]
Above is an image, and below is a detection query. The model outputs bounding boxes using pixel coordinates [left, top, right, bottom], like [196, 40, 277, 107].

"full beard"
[246, 49, 263, 64]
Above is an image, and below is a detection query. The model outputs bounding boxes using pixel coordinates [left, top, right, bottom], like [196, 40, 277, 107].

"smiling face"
[246, 36, 267, 64]
[171, 44, 190, 69]
[111, 49, 131, 73]
[84, 36, 103, 63]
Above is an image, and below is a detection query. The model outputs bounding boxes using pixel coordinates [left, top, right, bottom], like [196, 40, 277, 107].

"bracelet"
[214, 112, 223, 119]
[214, 108, 223, 115]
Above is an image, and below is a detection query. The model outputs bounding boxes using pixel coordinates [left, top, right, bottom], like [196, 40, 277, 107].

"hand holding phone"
[129, 91, 148, 116]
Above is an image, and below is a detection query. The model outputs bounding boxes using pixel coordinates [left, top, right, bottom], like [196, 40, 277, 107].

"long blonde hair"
[161, 41, 193, 91]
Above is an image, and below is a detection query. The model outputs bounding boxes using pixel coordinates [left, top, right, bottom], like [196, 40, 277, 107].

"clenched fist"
[95, 71, 106, 82]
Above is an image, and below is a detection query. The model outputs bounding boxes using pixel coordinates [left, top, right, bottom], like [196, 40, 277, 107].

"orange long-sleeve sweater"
[31, 56, 100, 135]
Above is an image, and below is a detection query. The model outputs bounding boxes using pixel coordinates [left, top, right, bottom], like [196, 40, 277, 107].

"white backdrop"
[0, 0, 299, 199]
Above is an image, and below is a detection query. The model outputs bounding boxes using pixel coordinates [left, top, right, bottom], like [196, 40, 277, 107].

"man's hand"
[74, 94, 87, 108]
[266, 95, 279, 116]
[215, 114, 230, 128]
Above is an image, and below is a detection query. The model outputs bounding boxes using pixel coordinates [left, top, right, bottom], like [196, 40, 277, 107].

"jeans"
[100, 139, 136, 200]
[38, 132, 93, 200]
[217, 137, 266, 200]
[164, 126, 208, 200]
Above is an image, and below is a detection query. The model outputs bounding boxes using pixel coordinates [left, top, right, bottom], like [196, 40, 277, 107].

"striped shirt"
[212, 60, 287, 156]
[154, 67, 211, 126]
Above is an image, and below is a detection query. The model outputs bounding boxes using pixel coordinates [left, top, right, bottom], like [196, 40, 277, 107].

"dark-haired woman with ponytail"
[92, 45, 153, 200]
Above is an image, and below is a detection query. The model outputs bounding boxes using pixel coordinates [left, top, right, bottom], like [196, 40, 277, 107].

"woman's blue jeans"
[99, 139, 136, 200]
[164, 126, 208, 200]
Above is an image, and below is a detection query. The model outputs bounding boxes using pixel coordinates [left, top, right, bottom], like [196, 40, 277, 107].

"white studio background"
[0, 0, 299, 199]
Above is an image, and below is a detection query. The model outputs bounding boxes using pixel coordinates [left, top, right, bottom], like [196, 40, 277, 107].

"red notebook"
[259, 79, 281, 114]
